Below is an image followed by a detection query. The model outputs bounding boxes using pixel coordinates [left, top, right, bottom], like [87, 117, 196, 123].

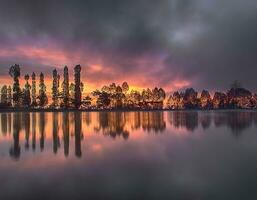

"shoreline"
[0, 108, 256, 113]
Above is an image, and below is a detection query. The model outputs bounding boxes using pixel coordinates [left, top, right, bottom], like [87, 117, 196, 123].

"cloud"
[0, 0, 257, 92]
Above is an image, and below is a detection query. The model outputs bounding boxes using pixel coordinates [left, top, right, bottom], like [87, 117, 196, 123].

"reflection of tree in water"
[130, 112, 141, 130]
[69, 112, 75, 137]
[252, 112, 257, 126]
[52, 112, 60, 154]
[74, 112, 82, 158]
[9, 113, 21, 159]
[62, 112, 69, 157]
[141, 112, 166, 133]
[1, 113, 7, 136]
[32, 112, 36, 151]
[94, 111, 166, 138]
[213, 111, 257, 136]
[199, 113, 211, 130]
[22, 112, 30, 150]
[7, 113, 11, 134]
[39, 112, 46, 151]
[168, 111, 257, 134]
[6, 111, 257, 159]
[214, 113, 227, 128]
[168, 111, 198, 132]
[95, 112, 129, 140]
[82, 112, 91, 126]
[98, 112, 109, 130]
[226, 112, 253, 136]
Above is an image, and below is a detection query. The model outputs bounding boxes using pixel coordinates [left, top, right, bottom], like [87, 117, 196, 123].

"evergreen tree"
[31, 72, 37, 106]
[23, 74, 31, 107]
[38, 72, 48, 107]
[74, 65, 82, 108]
[62, 66, 69, 108]
[9, 64, 21, 107]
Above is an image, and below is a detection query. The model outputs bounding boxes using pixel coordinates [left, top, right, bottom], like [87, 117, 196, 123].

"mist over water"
[0, 111, 257, 200]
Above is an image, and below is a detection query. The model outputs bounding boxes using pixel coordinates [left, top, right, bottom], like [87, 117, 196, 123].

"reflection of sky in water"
[0, 111, 257, 200]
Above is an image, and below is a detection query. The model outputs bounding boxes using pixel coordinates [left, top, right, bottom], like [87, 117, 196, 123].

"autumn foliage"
[1, 64, 257, 110]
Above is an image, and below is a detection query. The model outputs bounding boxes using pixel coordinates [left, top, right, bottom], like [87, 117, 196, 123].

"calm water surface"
[0, 111, 257, 200]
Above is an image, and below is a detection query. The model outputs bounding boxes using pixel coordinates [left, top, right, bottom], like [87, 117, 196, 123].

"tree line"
[0, 64, 257, 110]
[0, 64, 167, 109]
[1, 64, 83, 109]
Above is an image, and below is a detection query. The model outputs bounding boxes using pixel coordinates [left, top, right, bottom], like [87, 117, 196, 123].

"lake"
[0, 111, 257, 200]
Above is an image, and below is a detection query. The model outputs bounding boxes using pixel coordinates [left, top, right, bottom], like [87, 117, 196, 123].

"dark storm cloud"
[0, 0, 169, 51]
[0, 0, 257, 91]
[164, 0, 257, 91]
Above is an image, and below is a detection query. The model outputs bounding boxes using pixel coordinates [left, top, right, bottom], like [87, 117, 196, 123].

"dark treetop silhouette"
[1, 64, 257, 110]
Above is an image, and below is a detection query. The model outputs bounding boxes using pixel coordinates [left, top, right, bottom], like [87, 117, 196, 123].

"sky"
[0, 0, 257, 93]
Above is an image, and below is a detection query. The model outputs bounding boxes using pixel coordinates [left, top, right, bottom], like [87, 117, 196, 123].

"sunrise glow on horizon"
[0, 44, 191, 93]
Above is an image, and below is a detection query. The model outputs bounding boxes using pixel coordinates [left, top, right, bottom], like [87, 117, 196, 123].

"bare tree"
[230, 80, 242, 89]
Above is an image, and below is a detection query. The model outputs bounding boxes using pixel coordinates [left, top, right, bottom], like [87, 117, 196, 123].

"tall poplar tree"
[23, 74, 31, 107]
[62, 66, 69, 108]
[69, 83, 75, 101]
[52, 69, 60, 107]
[31, 72, 37, 106]
[38, 72, 48, 107]
[9, 64, 21, 107]
[74, 65, 82, 108]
